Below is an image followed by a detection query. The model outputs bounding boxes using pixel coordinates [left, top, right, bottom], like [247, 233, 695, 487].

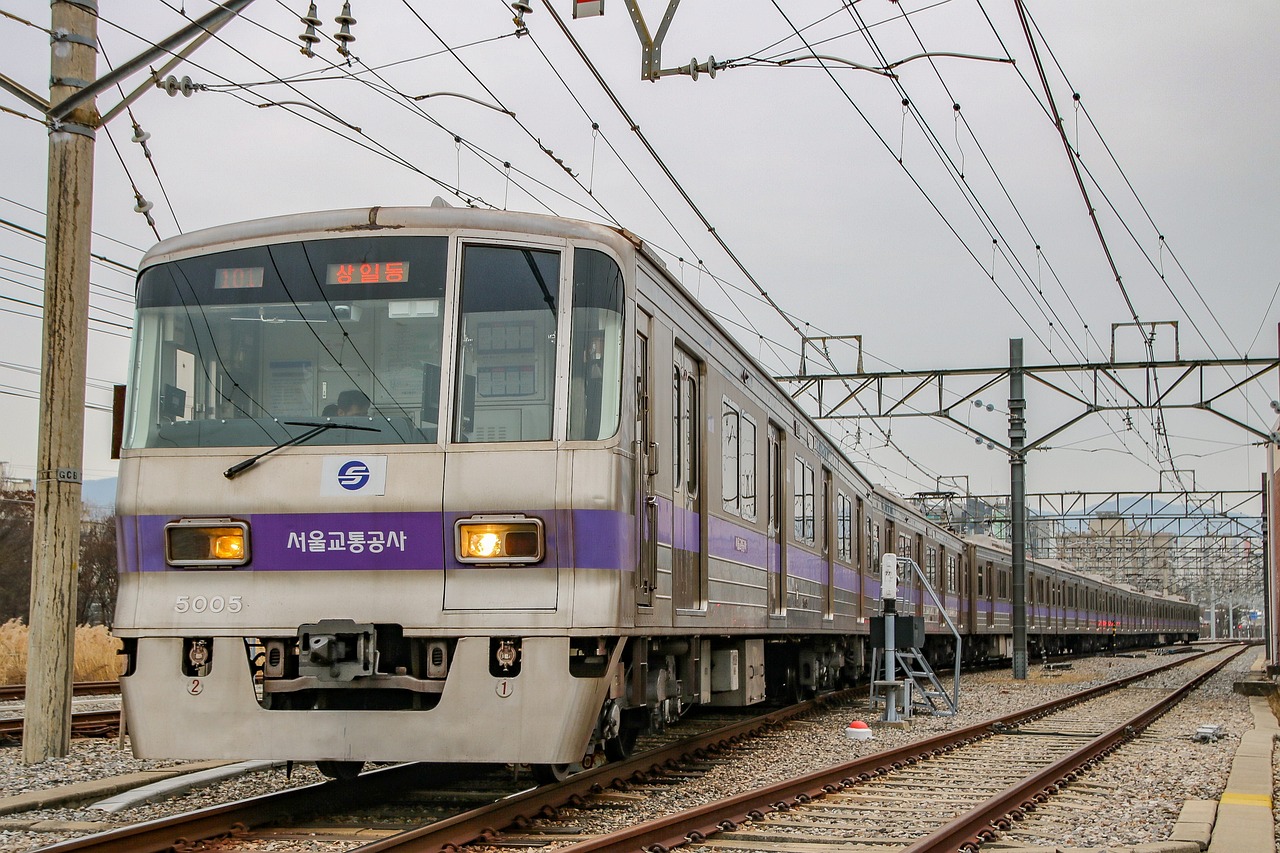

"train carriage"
[113, 205, 1197, 778]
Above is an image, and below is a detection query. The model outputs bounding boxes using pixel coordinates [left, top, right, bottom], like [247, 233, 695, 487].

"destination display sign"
[213, 266, 265, 289]
[326, 261, 410, 285]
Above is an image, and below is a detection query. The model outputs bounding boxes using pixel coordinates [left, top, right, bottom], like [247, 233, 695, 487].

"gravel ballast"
[0, 645, 1266, 853]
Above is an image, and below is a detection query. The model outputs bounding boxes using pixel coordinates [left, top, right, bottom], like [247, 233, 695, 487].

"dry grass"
[0, 619, 121, 685]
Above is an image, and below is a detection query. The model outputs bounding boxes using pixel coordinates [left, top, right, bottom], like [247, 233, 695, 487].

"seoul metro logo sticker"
[337, 460, 372, 491]
[321, 456, 387, 496]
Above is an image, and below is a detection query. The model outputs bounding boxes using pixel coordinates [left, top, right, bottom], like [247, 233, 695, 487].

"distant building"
[0, 461, 32, 492]
[1054, 513, 1175, 591]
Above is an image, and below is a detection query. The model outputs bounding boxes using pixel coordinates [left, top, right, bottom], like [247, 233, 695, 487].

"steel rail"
[0, 681, 120, 701]
[343, 690, 858, 853]
[902, 644, 1247, 853]
[31, 762, 471, 853]
[0, 709, 121, 742]
[537, 645, 1228, 852]
[31, 692, 852, 853]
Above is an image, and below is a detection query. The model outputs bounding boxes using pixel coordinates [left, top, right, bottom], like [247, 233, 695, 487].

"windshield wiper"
[224, 421, 381, 479]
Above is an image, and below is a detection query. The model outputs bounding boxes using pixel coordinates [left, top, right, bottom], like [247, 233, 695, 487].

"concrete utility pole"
[18, 0, 261, 763]
[24, 0, 99, 764]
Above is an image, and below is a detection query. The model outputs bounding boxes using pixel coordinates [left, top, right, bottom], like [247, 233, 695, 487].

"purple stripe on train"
[706, 515, 768, 570]
[120, 509, 637, 572]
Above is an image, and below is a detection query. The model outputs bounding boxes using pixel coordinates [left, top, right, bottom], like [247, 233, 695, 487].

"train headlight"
[469, 532, 501, 558]
[165, 519, 250, 568]
[455, 515, 544, 564]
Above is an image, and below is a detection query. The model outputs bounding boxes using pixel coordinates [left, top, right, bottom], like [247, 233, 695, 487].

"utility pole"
[24, 0, 99, 764]
[1009, 338, 1027, 680]
[16, 0, 261, 763]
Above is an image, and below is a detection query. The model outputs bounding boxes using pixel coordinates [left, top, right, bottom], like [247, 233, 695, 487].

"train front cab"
[113, 210, 652, 772]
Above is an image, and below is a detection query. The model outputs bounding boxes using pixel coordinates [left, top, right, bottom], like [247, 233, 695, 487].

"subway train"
[112, 204, 1200, 779]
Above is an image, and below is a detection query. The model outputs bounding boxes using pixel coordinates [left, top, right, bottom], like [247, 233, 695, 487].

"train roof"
[137, 203, 640, 272]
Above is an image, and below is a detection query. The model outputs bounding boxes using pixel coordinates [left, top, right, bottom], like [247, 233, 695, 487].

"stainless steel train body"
[113, 205, 1199, 773]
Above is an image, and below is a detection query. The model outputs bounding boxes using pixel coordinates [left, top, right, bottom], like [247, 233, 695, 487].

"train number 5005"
[175, 595, 243, 614]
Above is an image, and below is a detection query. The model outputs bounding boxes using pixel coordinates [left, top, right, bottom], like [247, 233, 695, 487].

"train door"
[915, 533, 925, 620]
[822, 467, 834, 620]
[855, 496, 865, 617]
[635, 318, 655, 607]
[985, 561, 995, 627]
[672, 347, 704, 611]
[767, 422, 785, 616]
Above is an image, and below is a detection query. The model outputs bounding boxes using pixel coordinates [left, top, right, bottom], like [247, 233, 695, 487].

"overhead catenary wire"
[868, 0, 1168, 473]
[534, 0, 947, 485]
[123, 1, 505, 213]
[1010, 0, 1188, 490]
[142, 0, 613, 222]
[8, 2, 1259, 495]
[512, 20, 797, 374]
[0, 214, 138, 274]
[1015, 8, 1273, 434]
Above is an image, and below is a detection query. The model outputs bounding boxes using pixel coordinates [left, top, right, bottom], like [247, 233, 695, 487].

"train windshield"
[126, 235, 447, 449]
[124, 236, 624, 449]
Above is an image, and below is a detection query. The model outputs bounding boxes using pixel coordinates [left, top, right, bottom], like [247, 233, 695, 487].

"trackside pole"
[877, 552, 908, 722]
[1010, 338, 1028, 680]
[25, 0, 98, 764]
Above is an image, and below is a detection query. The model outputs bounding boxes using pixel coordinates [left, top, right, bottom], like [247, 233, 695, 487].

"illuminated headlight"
[455, 515, 544, 564]
[165, 519, 250, 567]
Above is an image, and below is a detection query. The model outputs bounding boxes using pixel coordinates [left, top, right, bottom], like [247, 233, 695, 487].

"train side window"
[866, 515, 874, 569]
[836, 492, 852, 562]
[805, 464, 815, 543]
[568, 249, 624, 441]
[672, 359, 699, 494]
[792, 457, 814, 544]
[722, 400, 740, 516]
[740, 414, 756, 522]
[673, 366, 682, 486]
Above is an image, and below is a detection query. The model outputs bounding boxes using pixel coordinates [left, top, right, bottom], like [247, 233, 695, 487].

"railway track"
[17, 646, 1230, 853]
[0, 709, 121, 741]
[0, 681, 122, 742]
[531, 644, 1246, 852]
[30, 692, 851, 853]
[0, 682, 120, 702]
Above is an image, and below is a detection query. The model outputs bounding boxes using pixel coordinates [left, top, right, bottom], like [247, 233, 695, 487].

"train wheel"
[316, 760, 364, 781]
[532, 763, 575, 784]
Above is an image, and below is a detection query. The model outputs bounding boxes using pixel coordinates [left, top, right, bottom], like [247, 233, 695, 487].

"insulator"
[134, 198, 153, 215]
[130, 124, 150, 144]
[334, 2, 356, 56]
[511, 0, 531, 29]
[298, 2, 321, 56]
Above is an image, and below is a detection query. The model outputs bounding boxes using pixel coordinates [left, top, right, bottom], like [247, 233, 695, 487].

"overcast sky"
[1, 0, 1276, 509]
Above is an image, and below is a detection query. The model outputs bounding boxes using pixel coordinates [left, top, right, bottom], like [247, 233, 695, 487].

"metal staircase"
[869, 646, 958, 717]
